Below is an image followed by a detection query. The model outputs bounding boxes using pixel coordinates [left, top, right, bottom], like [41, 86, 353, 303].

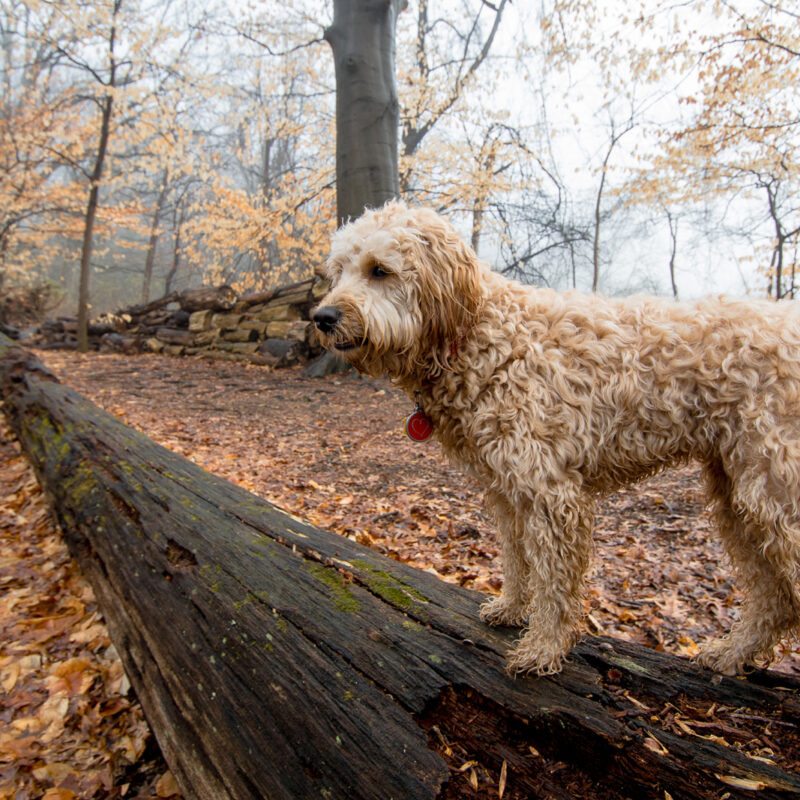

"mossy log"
[1, 333, 799, 800]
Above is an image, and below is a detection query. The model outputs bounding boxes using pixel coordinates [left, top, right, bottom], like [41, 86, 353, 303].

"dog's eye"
[371, 264, 389, 279]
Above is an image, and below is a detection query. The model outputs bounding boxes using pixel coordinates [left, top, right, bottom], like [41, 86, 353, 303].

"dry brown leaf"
[41, 789, 77, 800]
[0, 731, 39, 760]
[156, 770, 181, 797]
[715, 774, 767, 790]
[498, 759, 508, 799]
[46, 657, 96, 697]
[644, 734, 669, 756]
[38, 695, 70, 743]
[32, 762, 77, 784]
[1, 661, 21, 693]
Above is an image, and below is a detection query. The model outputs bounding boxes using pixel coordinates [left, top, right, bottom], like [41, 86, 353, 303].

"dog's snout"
[313, 306, 342, 334]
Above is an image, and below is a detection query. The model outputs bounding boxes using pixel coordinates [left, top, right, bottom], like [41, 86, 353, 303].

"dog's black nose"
[313, 306, 342, 334]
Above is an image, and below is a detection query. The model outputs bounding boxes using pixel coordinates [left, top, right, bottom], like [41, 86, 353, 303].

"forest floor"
[2, 350, 800, 798]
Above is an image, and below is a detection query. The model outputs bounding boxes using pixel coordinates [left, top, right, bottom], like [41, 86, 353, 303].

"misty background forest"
[1, 0, 798, 324]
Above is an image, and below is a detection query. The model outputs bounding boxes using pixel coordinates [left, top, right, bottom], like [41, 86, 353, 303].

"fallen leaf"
[498, 759, 507, 799]
[156, 770, 181, 797]
[41, 789, 77, 800]
[715, 774, 766, 790]
[33, 762, 77, 784]
[1, 662, 21, 693]
[38, 695, 70, 743]
[644, 734, 669, 755]
[46, 658, 96, 697]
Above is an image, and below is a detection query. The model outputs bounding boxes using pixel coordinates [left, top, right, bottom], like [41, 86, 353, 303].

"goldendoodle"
[312, 200, 800, 676]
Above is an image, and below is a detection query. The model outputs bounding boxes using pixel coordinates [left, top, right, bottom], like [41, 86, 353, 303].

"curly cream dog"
[312, 200, 800, 675]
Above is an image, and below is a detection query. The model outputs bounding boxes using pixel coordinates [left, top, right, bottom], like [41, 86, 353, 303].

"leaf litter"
[0, 419, 180, 799]
[1, 350, 798, 797]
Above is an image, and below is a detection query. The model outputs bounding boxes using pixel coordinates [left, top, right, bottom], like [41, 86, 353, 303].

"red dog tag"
[405, 409, 434, 442]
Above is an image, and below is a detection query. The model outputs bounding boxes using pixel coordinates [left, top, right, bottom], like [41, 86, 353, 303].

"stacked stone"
[143, 278, 328, 368]
[34, 279, 330, 369]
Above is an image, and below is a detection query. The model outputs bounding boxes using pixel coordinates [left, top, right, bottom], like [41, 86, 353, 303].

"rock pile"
[34, 279, 330, 369]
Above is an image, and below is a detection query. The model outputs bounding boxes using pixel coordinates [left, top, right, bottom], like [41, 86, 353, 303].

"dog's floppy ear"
[404, 210, 484, 371]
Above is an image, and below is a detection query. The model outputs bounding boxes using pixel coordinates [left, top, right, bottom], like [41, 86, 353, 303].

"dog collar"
[404, 395, 433, 442]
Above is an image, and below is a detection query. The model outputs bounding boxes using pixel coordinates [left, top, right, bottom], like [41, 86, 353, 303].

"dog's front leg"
[505, 488, 594, 676]
[479, 490, 531, 627]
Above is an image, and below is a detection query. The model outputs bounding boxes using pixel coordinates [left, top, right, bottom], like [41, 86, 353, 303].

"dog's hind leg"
[479, 491, 532, 627]
[505, 486, 594, 675]
[698, 460, 800, 674]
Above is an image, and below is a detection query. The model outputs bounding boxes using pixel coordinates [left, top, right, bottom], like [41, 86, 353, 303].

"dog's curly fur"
[313, 200, 800, 675]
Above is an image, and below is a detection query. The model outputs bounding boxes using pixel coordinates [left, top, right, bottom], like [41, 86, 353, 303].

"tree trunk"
[0, 234, 9, 297]
[666, 208, 679, 299]
[2, 334, 800, 800]
[77, 0, 121, 353]
[164, 197, 186, 295]
[324, 0, 404, 225]
[591, 116, 633, 294]
[77, 94, 114, 353]
[142, 170, 170, 304]
[591, 157, 607, 294]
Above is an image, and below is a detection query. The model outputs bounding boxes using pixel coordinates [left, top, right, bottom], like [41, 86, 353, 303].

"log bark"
[1, 333, 799, 800]
[116, 292, 179, 319]
[155, 327, 196, 347]
[239, 278, 316, 308]
[178, 285, 238, 313]
[113, 285, 236, 318]
[99, 333, 140, 354]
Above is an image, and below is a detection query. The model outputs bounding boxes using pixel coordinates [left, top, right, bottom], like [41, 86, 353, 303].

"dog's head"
[312, 201, 485, 378]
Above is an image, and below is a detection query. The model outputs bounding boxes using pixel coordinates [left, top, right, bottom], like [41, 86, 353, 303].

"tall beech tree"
[324, 0, 406, 225]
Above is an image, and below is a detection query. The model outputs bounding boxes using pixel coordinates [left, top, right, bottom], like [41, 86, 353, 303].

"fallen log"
[155, 326, 196, 347]
[178, 285, 237, 313]
[99, 332, 141, 354]
[239, 278, 316, 308]
[1, 333, 799, 800]
[117, 292, 180, 318]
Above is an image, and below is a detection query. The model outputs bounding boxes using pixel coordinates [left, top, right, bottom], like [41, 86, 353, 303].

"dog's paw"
[696, 639, 746, 676]
[505, 638, 567, 676]
[479, 595, 527, 627]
